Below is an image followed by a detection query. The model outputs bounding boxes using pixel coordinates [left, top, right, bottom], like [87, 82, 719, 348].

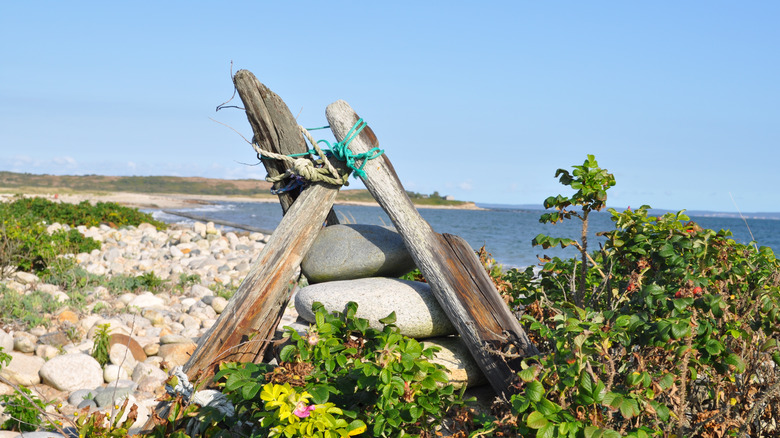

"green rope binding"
[317, 118, 384, 179]
[254, 118, 384, 186]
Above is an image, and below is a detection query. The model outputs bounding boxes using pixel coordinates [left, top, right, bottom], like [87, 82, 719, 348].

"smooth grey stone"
[68, 388, 96, 405]
[423, 337, 486, 389]
[295, 278, 455, 338]
[301, 224, 416, 283]
[94, 384, 134, 408]
[77, 398, 98, 409]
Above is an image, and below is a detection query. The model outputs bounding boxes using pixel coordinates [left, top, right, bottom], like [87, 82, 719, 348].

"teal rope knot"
[317, 118, 384, 179]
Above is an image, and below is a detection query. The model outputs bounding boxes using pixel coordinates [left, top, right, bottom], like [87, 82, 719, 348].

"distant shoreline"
[0, 190, 484, 211]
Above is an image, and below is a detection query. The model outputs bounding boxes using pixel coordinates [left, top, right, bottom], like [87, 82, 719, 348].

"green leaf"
[760, 338, 778, 352]
[279, 344, 296, 362]
[725, 353, 746, 373]
[379, 368, 391, 384]
[308, 385, 330, 404]
[579, 372, 594, 395]
[602, 392, 620, 407]
[526, 411, 548, 429]
[658, 373, 674, 390]
[241, 382, 262, 400]
[705, 339, 723, 356]
[627, 372, 643, 387]
[659, 244, 675, 258]
[526, 380, 544, 402]
[619, 398, 640, 419]
[584, 426, 601, 438]
[538, 423, 555, 438]
[379, 311, 397, 325]
[671, 322, 690, 339]
[518, 366, 536, 382]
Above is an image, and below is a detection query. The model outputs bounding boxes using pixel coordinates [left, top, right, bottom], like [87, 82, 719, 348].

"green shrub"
[177, 302, 466, 437]
[0, 196, 166, 229]
[481, 156, 780, 437]
[91, 323, 112, 366]
[0, 196, 165, 275]
[0, 384, 51, 432]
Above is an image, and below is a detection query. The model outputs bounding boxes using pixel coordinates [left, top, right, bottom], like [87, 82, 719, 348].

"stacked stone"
[293, 224, 485, 389]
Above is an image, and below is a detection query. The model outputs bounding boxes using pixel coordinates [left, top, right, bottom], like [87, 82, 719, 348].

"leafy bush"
[482, 156, 780, 437]
[0, 196, 166, 229]
[0, 196, 164, 275]
[0, 386, 51, 432]
[0, 217, 100, 274]
[203, 302, 464, 437]
[258, 382, 366, 437]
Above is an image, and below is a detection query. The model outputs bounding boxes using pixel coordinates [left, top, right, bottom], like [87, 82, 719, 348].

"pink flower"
[293, 401, 315, 418]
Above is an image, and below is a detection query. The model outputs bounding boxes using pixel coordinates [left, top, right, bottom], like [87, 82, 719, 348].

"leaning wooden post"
[182, 74, 348, 386]
[234, 69, 339, 224]
[326, 100, 537, 398]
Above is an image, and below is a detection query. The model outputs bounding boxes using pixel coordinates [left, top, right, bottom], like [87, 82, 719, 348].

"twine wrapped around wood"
[253, 125, 349, 187]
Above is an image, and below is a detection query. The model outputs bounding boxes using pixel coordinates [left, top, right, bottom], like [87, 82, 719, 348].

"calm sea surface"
[152, 202, 780, 269]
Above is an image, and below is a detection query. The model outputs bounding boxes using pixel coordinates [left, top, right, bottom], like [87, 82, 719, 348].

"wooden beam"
[182, 73, 348, 385]
[326, 100, 537, 398]
[235, 70, 339, 225]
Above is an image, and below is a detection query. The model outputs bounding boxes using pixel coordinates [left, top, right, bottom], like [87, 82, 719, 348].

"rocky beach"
[0, 193, 487, 437]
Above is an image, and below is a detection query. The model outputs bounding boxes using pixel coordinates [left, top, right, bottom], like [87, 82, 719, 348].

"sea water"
[153, 202, 780, 269]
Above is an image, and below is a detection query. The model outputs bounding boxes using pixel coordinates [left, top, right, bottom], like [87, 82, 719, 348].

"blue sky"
[1, 2, 778, 212]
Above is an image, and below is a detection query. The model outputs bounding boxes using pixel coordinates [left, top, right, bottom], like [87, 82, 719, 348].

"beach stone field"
[0, 221, 484, 436]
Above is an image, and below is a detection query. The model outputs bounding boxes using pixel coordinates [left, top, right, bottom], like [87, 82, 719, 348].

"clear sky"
[2, 2, 779, 212]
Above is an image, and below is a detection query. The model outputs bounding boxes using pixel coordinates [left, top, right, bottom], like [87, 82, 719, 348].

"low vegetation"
[0, 156, 778, 437]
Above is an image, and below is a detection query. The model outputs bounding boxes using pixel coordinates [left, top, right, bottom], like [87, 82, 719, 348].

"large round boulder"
[39, 353, 104, 392]
[294, 277, 455, 338]
[301, 224, 416, 283]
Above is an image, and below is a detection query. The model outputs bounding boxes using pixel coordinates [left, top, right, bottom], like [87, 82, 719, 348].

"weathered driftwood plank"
[182, 73, 347, 385]
[326, 100, 538, 398]
[235, 70, 340, 225]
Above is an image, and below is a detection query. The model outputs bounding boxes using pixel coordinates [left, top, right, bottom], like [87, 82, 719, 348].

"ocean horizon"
[152, 201, 780, 269]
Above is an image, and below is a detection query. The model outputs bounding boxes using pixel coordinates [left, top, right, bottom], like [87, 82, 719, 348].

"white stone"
[131, 361, 167, 383]
[39, 353, 104, 392]
[0, 330, 13, 353]
[13, 332, 37, 353]
[210, 296, 228, 314]
[295, 278, 456, 338]
[109, 343, 139, 375]
[170, 246, 184, 258]
[35, 344, 60, 360]
[190, 284, 213, 299]
[104, 364, 130, 383]
[13, 271, 39, 284]
[193, 222, 207, 238]
[127, 292, 165, 309]
[0, 352, 45, 386]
